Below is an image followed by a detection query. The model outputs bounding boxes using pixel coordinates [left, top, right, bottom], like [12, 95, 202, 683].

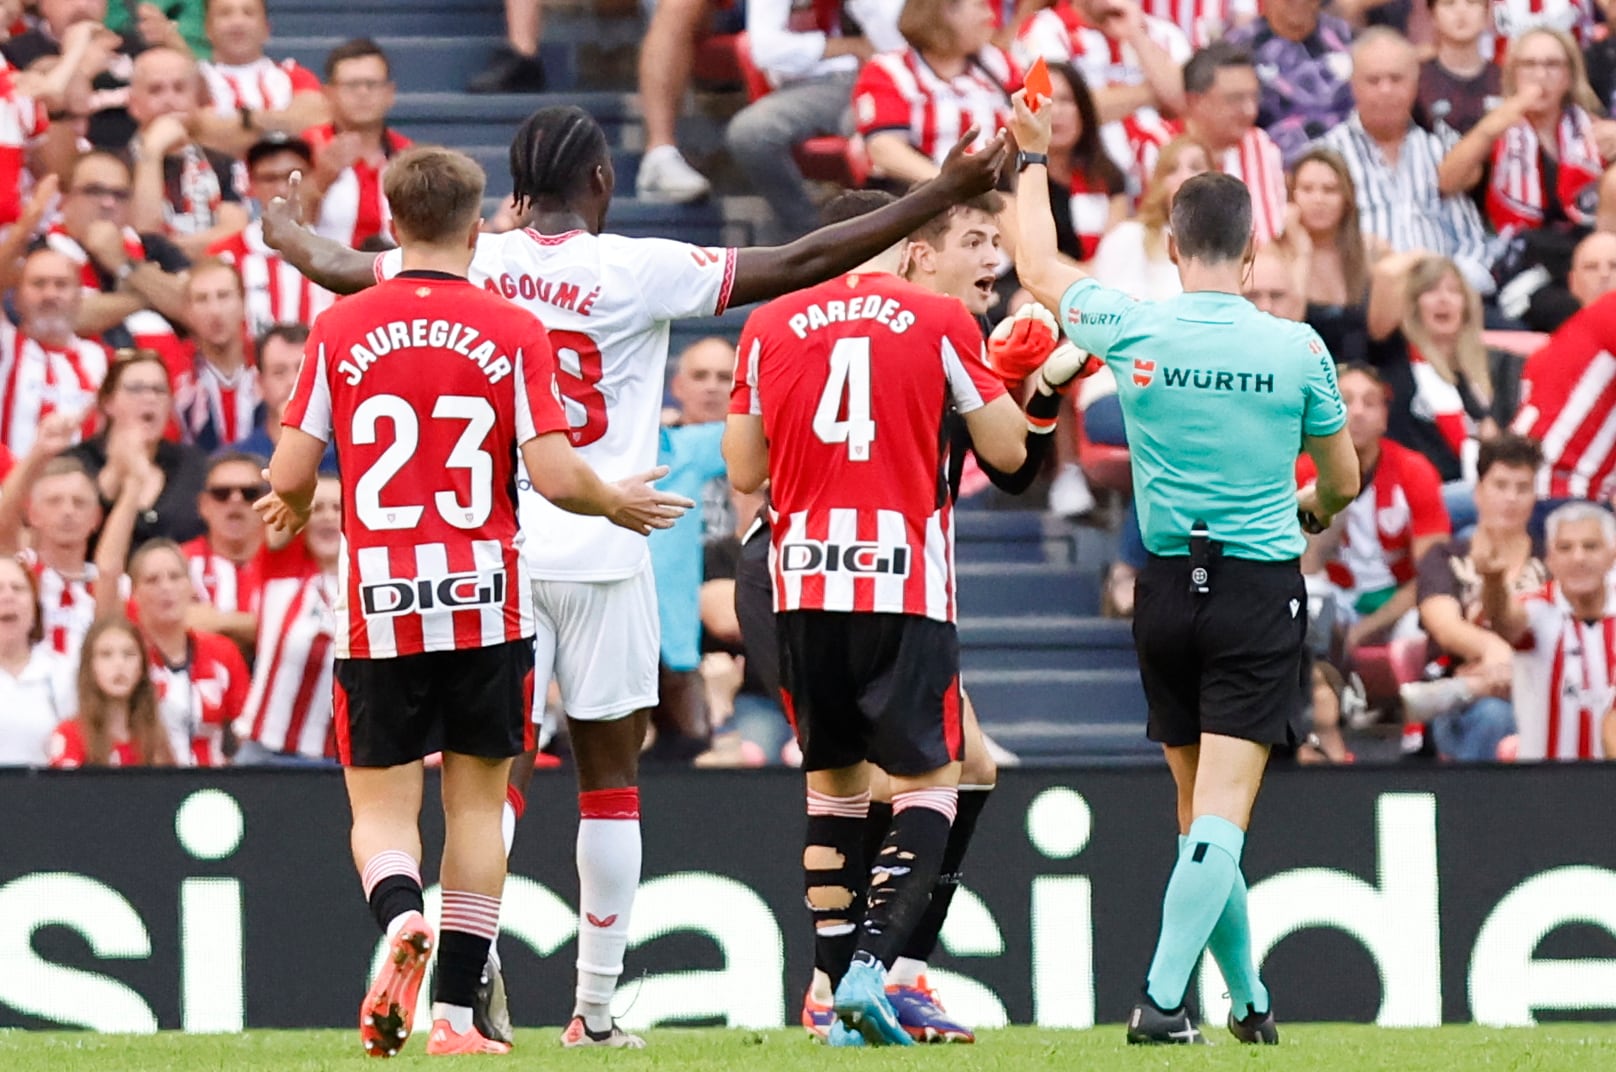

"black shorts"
[334, 639, 535, 768]
[777, 610, 962, 776]
[734, 516, 780, 698]
[1133, 554, 1307, 748]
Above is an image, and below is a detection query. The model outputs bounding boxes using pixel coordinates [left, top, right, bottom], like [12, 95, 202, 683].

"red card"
[1025, 57, 1051, 112]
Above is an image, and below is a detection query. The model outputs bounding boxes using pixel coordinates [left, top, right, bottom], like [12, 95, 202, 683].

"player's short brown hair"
[383, 147, 486, 246]
[909, 193, 1004, 250]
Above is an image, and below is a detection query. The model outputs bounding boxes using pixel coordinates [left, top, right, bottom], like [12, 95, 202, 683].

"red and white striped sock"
[359, 850, 423, 938]
[575, 787, 641, 1028]
[434, 890, 503, 1028]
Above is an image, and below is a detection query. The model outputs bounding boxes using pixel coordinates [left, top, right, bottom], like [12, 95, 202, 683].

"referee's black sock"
[897, 784, 993, 969]
[855, 787, 957, 970]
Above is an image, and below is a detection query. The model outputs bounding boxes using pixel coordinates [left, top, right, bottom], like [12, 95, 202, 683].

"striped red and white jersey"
[1512, 292, 1616, 500]
[1132, 119, 1287, 244]
[1295, 439, 1449, 598]
[210, 221, 336, 337]
[1139, 0, 1256, 48]
[731, 272, 1005, 623]
[283, 273, 569, 659]
[1014, 4, 1191, 97]
[1514, 582, 1616, 761]
[43, 225, 189, 373]
[0, 62, 46, 227]
[373, 229, 739, 582]
[852, 46, 1021, 166]
[184, 535, 315, 617]
[238, 570, 338, 758]
[200, 55, 321, 115]
[1489, 0, 1598, 55]
[0, 320, 106, 456]
[303, 124, 412, 249]
[19, 549, 97, 665]
[173, 351, 261, 452]
[149, 629, 250, 767]
[1015, 5, 1190, 188]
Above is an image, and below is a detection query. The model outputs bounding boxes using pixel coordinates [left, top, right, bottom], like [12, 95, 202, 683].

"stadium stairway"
[268, 0, 1152, 763]
[953, 509, 1153, 765]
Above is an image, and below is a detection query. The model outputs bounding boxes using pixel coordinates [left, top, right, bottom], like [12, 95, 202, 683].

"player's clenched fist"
[607, 465, 695, 536]
[987, 303, 1060, 387]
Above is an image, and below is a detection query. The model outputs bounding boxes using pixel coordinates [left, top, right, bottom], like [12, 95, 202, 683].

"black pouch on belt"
[1188, 520, 1219, 596]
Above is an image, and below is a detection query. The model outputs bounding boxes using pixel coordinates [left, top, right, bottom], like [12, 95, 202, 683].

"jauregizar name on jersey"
[788, 294, 917, 339]
[337, 319, 516, 386]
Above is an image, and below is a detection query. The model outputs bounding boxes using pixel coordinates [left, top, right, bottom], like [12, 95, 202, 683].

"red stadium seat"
[1075, 402, 1131, 494]
[694, 33, 747, 86]
[728, 32, 869, 188]
[1351, 634, 1429, 708]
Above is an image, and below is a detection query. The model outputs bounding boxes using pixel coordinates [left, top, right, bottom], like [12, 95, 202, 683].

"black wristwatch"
[1016, 151, 1049, 172]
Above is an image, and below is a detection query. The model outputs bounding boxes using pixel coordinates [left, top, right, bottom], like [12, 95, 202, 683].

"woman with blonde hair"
[1368, 252, 1516, 524]
[49, 616, 175, 768]
[1439, 28, 1615, 235]
[1090, 134, 1211, 300]
[1288, 146, 1372, 364]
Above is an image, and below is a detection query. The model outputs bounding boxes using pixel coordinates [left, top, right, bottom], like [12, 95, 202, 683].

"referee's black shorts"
[734, 515, 780, 699]
[1133, 553, 1307, 748]
[334, 639, 535, 768]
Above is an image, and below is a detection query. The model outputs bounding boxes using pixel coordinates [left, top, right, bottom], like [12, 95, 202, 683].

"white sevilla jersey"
[376, 229, 737, 581]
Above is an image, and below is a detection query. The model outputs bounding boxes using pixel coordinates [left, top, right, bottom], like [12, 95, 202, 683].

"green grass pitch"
[4, 1025, 1615, 1071]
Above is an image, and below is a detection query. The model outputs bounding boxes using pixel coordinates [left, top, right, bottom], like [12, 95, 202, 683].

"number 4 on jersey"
[813, 337, 876, 461]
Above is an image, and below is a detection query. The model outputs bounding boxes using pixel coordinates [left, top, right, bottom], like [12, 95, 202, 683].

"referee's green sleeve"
[1299, 327, 1348, 438]
[1056, 278, 1130, 358]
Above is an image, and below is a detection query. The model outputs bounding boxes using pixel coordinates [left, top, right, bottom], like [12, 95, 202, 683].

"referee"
[1007, 92, 1360, 1045]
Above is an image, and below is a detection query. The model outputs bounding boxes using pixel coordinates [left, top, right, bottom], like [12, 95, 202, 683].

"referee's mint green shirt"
[1059, 278, 1346, 562]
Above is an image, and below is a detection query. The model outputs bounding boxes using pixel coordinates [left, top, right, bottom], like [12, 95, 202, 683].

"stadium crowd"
[0, 0, 1610, 769]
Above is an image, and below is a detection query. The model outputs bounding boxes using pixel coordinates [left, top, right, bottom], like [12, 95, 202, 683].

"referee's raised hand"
[1008, 89, 1053, 155]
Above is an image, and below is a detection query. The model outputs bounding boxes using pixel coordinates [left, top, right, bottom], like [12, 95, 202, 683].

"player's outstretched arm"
[520, 434, 693, 536]
[1008, 91, 1088, 314]
[725, 128, 1009, 308]
[262, 426, 327, 534]
[261, 170, 382, 295]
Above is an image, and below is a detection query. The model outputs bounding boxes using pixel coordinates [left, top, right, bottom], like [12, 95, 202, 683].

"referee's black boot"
[1228, 1004, 1279, 1044]
[1126, 996, 1209, 1045]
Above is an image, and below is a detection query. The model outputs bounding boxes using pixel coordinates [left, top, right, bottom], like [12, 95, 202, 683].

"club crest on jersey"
[360, 571, 507, 616]
[1133, 358, 1156, 387]
[780, 541, 910, 577]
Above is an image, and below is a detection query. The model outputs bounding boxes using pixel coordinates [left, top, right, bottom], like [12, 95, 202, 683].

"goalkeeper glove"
[1035, 343, 1103, 396]
[987, 303, 1060, 386]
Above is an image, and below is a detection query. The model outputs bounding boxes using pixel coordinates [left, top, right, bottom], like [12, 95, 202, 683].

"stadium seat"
[1075, 403, 1131, 494]
[694, 32, 747, 86]
[727, 33, 869, 188]
[1351, 635, 1429, 707]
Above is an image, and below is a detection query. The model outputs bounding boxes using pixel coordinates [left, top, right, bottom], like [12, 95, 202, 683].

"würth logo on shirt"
[360, 570, 507, 617]
[1133, 358, 1156, 387]
[781, 540, 910, 576]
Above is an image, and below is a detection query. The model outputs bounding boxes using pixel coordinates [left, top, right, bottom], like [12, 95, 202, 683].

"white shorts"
[532, 562, 660, 722]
